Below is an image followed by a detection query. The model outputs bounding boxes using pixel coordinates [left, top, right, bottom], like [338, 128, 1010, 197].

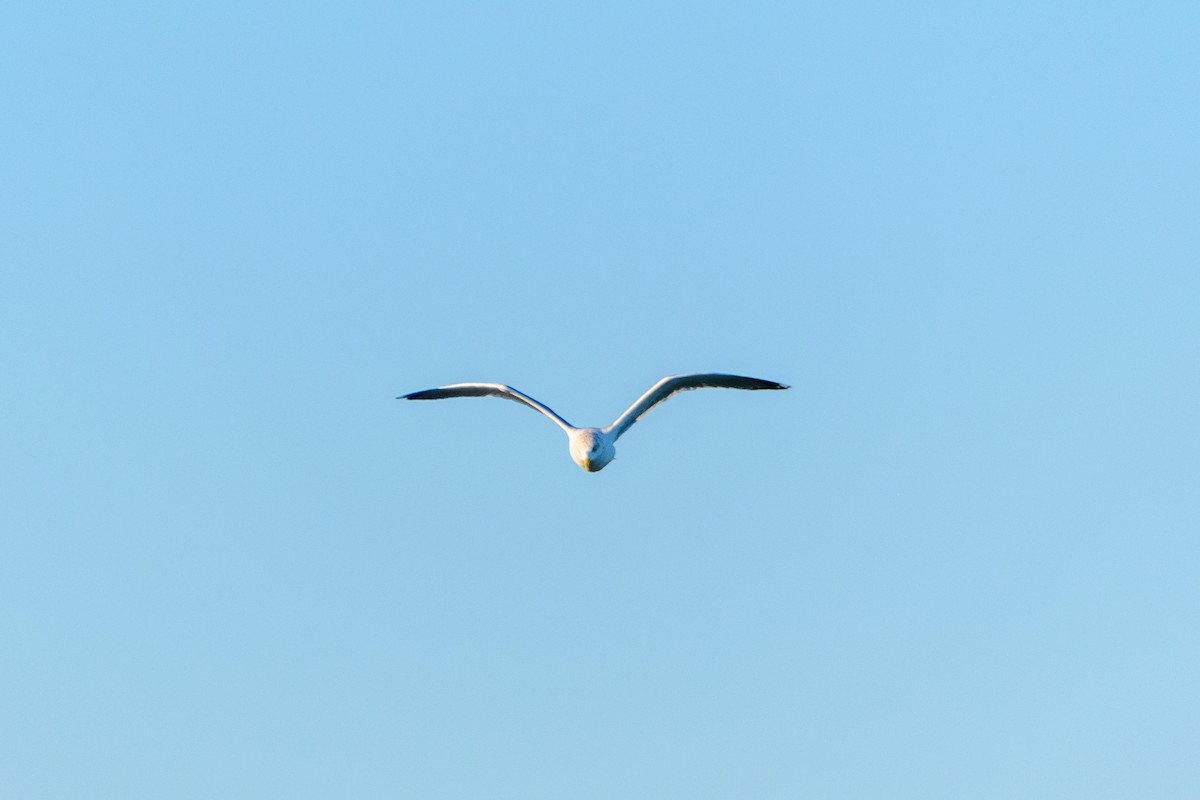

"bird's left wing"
[603, 373, 788, 440]
[398, 382, 576, 433]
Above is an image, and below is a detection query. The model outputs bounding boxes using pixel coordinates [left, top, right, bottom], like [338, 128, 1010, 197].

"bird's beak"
[581, 457, 591, 471]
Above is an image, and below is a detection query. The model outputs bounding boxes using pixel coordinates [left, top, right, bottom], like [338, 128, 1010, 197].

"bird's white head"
[569, 428, 615, 472]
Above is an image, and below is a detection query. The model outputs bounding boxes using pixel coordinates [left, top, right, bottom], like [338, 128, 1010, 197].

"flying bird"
[398, 373, 788, 472]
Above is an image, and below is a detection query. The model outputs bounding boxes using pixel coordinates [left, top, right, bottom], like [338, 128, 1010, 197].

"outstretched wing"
[398, 382, 575, 433]
[603, 373, 788, 440]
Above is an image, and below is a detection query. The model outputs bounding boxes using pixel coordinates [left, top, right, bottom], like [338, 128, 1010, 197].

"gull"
[398, 373, 788, 472]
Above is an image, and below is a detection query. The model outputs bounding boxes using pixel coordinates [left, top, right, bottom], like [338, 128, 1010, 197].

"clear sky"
[2, 2, 1197, 798]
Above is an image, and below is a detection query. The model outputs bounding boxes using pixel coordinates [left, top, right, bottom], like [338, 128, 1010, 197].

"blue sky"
[2, 2, 1197, 797]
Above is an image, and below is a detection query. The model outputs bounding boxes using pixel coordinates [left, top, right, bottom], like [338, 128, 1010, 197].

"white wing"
[398, 382, 576, 433]
[603, 373, 788, 441]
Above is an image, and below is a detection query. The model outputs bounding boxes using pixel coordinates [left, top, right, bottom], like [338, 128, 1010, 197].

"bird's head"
[569, 429, 615, 472]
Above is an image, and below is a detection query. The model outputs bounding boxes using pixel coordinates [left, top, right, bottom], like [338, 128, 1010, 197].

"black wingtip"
[728, 375, 788, 391]
[398, 389, 442, 400]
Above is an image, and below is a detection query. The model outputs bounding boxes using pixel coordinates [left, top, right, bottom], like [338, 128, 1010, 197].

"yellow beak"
[581, 457, 591, 471]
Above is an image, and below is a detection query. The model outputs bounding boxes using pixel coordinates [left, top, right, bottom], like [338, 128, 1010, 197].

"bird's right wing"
[398, 383, 576, 433]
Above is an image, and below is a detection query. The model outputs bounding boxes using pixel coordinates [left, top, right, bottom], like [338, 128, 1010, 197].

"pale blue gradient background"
[2, 2, 1198, 798]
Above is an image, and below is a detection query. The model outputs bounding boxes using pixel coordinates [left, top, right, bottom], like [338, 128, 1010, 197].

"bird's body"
[398, 373, 787, 472]
[568, 427, 616, 472]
